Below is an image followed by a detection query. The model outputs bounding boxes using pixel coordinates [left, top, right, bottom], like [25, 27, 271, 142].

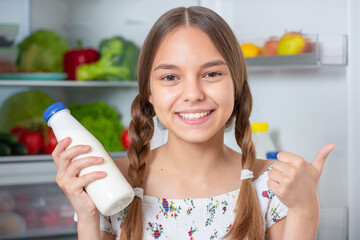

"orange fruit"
[240, 43, 261, 57]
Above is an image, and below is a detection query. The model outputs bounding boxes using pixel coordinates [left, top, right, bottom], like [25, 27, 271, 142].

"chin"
[173, 128, 223, 144]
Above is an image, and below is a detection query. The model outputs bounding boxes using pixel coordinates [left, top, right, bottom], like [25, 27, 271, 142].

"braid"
[120, 95, 154, 240]
[223, 81, 264, 240]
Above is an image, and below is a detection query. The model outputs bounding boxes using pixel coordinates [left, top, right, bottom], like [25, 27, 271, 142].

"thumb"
[311, 143, 335, 175]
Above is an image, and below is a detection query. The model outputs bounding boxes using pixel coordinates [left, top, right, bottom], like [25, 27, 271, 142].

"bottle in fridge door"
[43, 102, 134, 216]
[251, 122, 280, 160]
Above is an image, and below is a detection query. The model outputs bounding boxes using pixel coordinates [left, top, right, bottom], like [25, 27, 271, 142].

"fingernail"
[83, 145, 90, 151]
[98, 171, 106, 177]
[96, 157, 103, 163]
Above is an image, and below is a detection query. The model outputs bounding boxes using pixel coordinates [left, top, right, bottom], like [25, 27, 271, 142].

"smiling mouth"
[178, 110, 213, 120]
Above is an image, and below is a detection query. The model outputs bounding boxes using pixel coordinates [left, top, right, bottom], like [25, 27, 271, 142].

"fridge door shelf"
[240, 34, 348, 70]
[0, 151, 127, 164]
[0, 151, 127, 186]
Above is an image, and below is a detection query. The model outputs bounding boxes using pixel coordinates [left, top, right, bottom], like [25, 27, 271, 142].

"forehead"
[152, 26, 225, 69]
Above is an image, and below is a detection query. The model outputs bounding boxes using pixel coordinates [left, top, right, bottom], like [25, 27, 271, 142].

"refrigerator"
[0, 0, 358, 239]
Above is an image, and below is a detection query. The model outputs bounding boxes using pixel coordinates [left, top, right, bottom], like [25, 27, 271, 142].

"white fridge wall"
[30, 0, 199, 48]
[348, 0, 360, 239]
[0, 0, 30, 43]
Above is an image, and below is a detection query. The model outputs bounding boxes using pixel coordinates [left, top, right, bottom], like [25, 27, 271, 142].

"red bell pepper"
[63, 40, 99, 80]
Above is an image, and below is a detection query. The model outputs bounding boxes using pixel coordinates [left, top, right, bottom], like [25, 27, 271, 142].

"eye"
[203, 72, 222, 78]
[161, 75, 179, 81]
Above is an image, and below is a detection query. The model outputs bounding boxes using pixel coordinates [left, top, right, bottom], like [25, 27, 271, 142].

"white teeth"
[179, 111, 211, 120]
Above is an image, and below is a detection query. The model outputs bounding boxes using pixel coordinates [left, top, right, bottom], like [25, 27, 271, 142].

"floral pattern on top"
[158, 198, 182, 219]
[146, 222, 164, 239]
[99, 165, 288, 239]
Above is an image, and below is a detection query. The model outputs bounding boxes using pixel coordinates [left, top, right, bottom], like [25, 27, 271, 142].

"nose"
[181, 77, 205, 102]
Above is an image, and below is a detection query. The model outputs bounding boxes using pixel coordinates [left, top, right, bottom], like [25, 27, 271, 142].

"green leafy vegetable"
[68, 102, 124, 152]
[77, 36, 139, 81]
[16, 30, 71, 72]
[0, 90, 54, 131]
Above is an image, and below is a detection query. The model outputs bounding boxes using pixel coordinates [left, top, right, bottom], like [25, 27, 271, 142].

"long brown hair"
[120, 6, 264, 240]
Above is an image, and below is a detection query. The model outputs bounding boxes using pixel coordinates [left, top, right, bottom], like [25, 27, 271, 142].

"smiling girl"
[52, 6, 334, 240]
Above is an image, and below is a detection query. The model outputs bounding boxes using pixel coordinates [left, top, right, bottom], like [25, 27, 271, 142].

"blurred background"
[0, 0, 358, 239]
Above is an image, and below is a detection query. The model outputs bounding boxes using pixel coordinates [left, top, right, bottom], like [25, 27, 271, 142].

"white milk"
[45, 105, 134, 216]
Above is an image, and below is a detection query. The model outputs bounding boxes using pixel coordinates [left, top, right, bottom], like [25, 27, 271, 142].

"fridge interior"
[1, 0, 358, 239]
[0, 183, 76, 239]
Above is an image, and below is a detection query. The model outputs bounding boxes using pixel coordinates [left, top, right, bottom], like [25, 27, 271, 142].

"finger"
[277, 151, 304, 166]
[268, 168, 285, 184]
[65, 157, 104, 178]
[77, 171, 107, 188]
[267, 179, 281, 197]
[311, 143, 335, 176]
[58, 145, 91, 173]
[272, 161, 292, 174]
[52, 137, 72, 167]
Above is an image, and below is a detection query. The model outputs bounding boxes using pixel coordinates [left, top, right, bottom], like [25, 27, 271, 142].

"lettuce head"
[0, 90, 54, 131]
[16, 30, 70, 72]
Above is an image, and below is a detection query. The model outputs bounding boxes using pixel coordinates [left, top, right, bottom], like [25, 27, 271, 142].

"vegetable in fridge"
[77, 36, 140, 81]
[0, 90, 54, 132]
[16, 30, 71, 72]
[68, 101, 125, 152]
[63, 40, 99, 80]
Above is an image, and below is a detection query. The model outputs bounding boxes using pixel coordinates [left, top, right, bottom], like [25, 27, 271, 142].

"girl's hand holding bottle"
[51, 137, 106, 220]
[267, 143, 335, 213]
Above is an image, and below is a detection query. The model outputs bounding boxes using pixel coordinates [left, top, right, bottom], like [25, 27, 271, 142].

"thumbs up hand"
[267, 144, 335, 211]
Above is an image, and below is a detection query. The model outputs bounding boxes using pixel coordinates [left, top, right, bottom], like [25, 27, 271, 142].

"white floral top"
[100, 166, 288, 240]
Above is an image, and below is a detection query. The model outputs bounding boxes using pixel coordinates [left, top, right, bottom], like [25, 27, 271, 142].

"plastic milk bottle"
[43, 102, 134, 216]
[251, 122, 279, 160]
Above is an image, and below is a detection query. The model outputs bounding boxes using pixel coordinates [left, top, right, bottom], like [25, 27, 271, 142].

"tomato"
[18, 130, 43, 155]
[40, 209, 60, 228]
[43, 128, 58, 154]
[121, 128, 131, 150]
[9, 126, 26, 139]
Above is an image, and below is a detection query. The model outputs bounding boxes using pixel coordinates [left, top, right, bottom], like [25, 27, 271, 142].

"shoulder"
[226, 147, 274, 181]
[113, 148, 158, 188]
[252, 158, 274, 181]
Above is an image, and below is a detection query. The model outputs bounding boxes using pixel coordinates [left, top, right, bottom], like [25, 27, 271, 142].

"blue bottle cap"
[266, 151, 280, 160]
[43, 102, 68, 124]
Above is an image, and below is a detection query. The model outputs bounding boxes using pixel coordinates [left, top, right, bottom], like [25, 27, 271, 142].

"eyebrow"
[153, 59, 226, 71]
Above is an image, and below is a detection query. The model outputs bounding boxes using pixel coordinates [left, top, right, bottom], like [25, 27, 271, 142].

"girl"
[52, 6, 335, 240]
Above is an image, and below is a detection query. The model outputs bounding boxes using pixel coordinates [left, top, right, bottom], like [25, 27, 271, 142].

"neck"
[160, 128, 230, 181]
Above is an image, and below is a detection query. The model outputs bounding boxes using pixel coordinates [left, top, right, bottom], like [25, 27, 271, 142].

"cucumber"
[10, 143, 28, 155]
[0, 132, 17, 145]
[0, 142, 11, 156]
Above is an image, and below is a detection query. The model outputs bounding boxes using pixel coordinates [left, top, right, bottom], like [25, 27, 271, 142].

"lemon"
[240, 43, 261, 57]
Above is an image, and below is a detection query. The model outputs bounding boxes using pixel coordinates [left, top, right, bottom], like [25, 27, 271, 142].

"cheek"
[208, 81, 235, 114]
[224, 80, 235, 112]
[220, 91, 235, 116]
[150, 87, 177, 117]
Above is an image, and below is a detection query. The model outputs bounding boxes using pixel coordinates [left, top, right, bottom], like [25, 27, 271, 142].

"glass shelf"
[0, 80, 138, 87]
[241, 34, 348, 70]
[246, 51, 320, 69]
[0, 151, 127, 164]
